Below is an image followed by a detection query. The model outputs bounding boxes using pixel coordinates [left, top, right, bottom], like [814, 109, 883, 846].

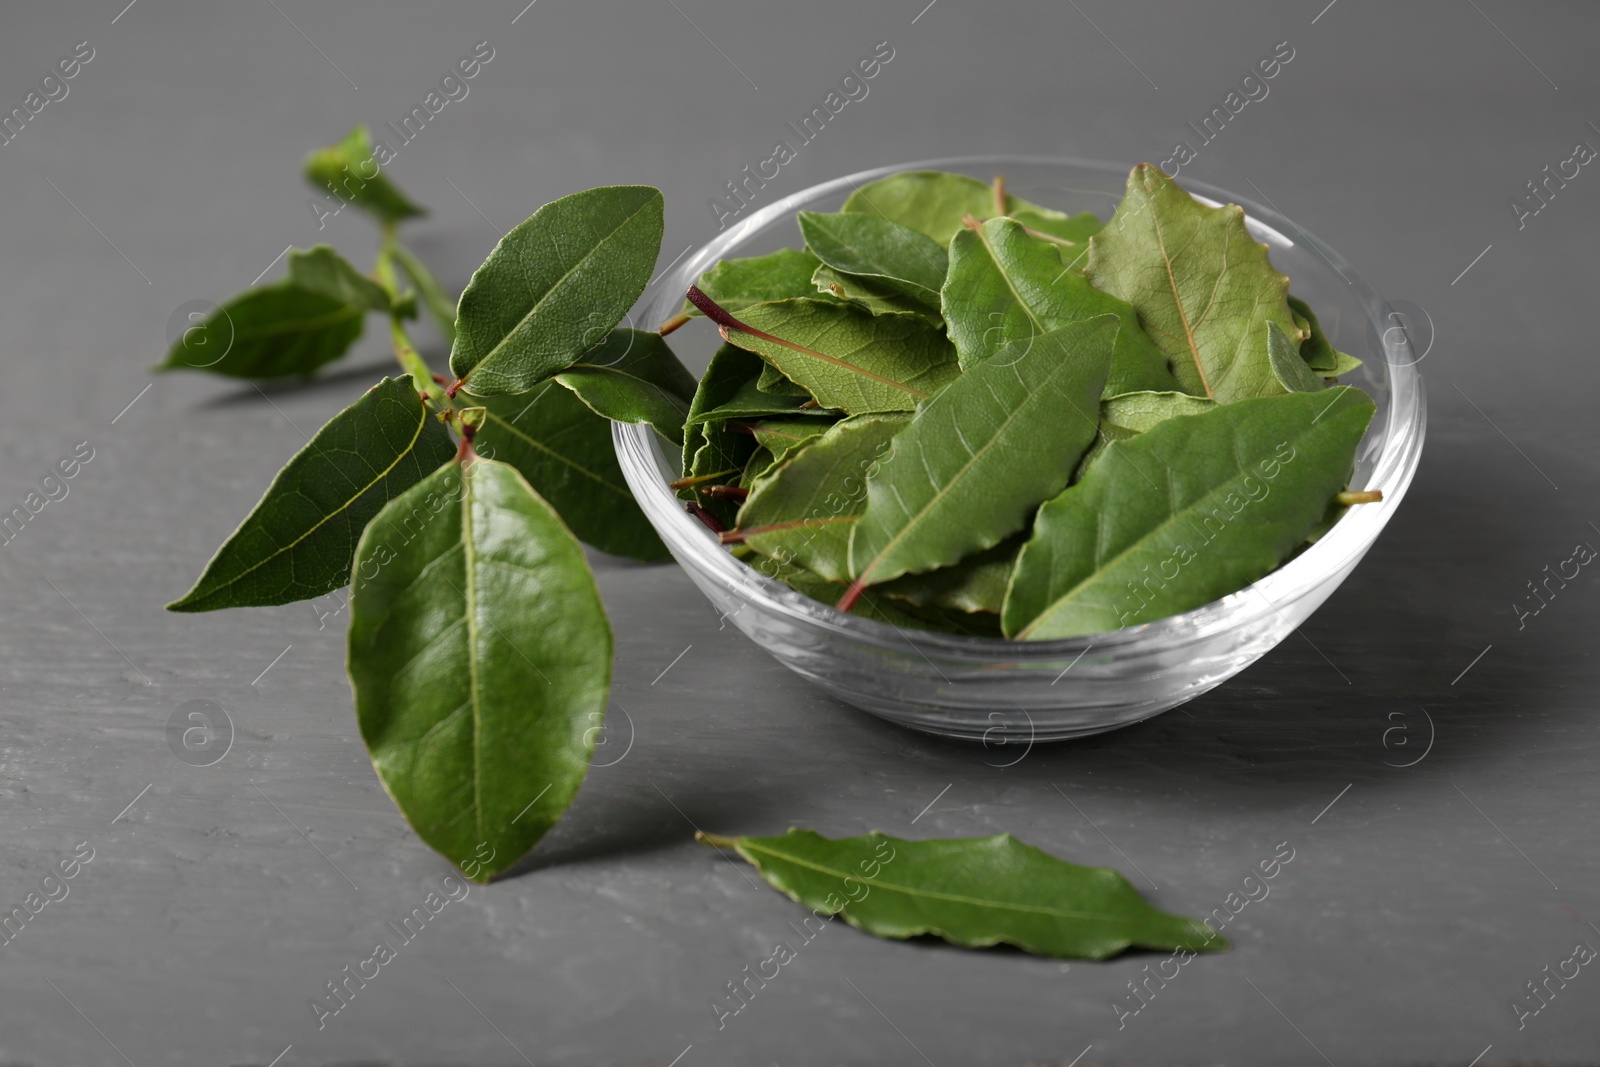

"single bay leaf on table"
[878, 537, 1021, 615]
[551, 329, 696, 446]
[287, 246, 395, 312]
[450, 185, 664, 395]
[686, 292, 959, 415]
[1086, 163, 1304, 403]
[349, 455, 611, 883]
[842, 318, 1118, 605]
[841, 170, 1101, 249]
[943, 216, 1180, 396]
[813, 263, 942, 325]
[732, 413, 910, 582]
[1003, 387, 1377, 640]
[156, 281, 367, 379]
[168, 377, 455, 612]
[1267, 321, 1326, 394]
[1075, 389, 1219, 477]
[304, 126, 426, 225]
[669, 247, 826, 329]
[699, 829, 1220, 960]
[797, 211, 948, 314]
[1287, 295, 1363, 377]
[470, 380, 668, 561]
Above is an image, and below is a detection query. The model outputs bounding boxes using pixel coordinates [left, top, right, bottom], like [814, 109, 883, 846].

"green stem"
[695, 831, 743, 849]
[376, 224, 452, 412]
[390, 239, 458, 346]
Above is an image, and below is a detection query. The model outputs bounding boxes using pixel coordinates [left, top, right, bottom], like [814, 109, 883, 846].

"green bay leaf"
[450, 186, 664, 395]
[1086, 164, 1302, 402]
[846, 317, 1117, 595]
[1003, 387, 1376, 639]
[304, 126, 426, 225]
[943, 216, 1180, 396]
[157, 281, 366, 380]
[735, 413, 909, 582]
[349, 456, 611, 882]
[168, 377, 455, 612]
[287, 245, 394, 312]
[797, 211, 947, 313]
[1076, 389, 1219, 478]
[841, 170, 1098, 248]
[676, 247, 824, 324]
[470, 380, 668, 561]
[813, 263, 942, 324]
[1288, 295, 1363, 377]
[1267, 320, 1326, 394]
[879, 537, 1021, 615]
[701, 829, 1220, 960]
[716, 298, 959, 415]
[552, 329, 696, 446]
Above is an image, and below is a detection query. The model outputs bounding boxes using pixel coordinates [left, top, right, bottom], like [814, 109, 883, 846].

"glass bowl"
[614, 156, 1426, 742]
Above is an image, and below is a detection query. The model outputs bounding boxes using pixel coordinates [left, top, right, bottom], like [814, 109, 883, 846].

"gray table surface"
[2, 1, 1597, 1064]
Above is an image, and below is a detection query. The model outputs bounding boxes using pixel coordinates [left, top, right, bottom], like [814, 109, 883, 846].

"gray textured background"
[1, 1, 1596, 1064]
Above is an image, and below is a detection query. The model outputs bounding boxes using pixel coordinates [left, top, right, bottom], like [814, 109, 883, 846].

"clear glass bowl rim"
[615, 153, 1426, 663]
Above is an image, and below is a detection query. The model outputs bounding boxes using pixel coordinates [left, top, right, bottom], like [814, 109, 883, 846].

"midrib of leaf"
[1015, 422, 1323, 638]
[460, 462, 485, 846]
[972, 223, 1046, 337]
[1150, 208, 1215, 400]
[856, 360, 1079, 585]
[195, 400, 432, 598]
[463, 198, 654, 385]
[742, 515, 856, 537]
[743, 841, 1137, 924]
[732, 325, 927, 398]
[485, 410, 632, 499]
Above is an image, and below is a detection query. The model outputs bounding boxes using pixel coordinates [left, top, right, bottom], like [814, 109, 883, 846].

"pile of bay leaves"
[673, 164, 1377, 639]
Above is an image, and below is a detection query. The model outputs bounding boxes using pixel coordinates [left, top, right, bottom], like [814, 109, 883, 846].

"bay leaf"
[156, 281, 366, 379]
[699, 829, 1220, 960]
[750, 417, 836, 464]
[797, 211, 947, 313]
[756, 362, 813, 398]
[168, 377, 455, 611]
[470, 380, 668, 561]
[813, 263, 942, 325]
[677, 247, 824, 321]
[697, 296, 959, 415]
[845, 318, 1118, 599]
[303, 126, 426, 225]
[1003, 387, 1376, 639]
[734, 413, 909, 582]
[942, 216, 1179, 396]
[1075, 389, 1219, 478]
[841, 170, 1099, 248]
[450, 186, 664, 395]
[1012, 207, 1103, 250]
[679, 344, 763, 524]
[1086, 164, 1303, 402]
[1267, 320, 1326, 394]
[287, 245, 394, 312]
[744, 553, 1000, 636]
[1288, 295, 1363, 377]
[551, 329, 696, 446]
[349, 456, 611, 882]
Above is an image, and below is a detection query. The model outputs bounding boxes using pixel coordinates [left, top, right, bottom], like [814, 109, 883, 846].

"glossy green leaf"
[287, 245, 393, 311]
[392, 241, 458, 344]
[1086, 164, 1303, 402]
[1288, 295, 1362, 377]
[716, 298, 959, 414]
[1003, 388, 1376, 639]
[1267, 321, 1325, 394]
[846, 318, 1117, 595]
[470, 381, 668, 561]
[552, 329, 696, 446]
[687, 371, 834, 427]
[813, 263, 941, 324]
[168, 378, 454, 612]
[450, 186, 664, 395]
[879, 537, 1020, 615]
[756, 362, 812, 397]
[943, 216, 1179, 396]
[841, 170, 1097, 248]
[1076, 390, 1219, 476]
[304, 126, 426, 225]
[797, 211, 947, 313]
[678, 345, 763, 523]
[349, 456, 611, 882]
[735, 414, 909, 582]
[678, 247, 824, 321]
[750, 417, 836, 465]
[156, 281, 366, 379]
[700, 829, 1220, 960]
